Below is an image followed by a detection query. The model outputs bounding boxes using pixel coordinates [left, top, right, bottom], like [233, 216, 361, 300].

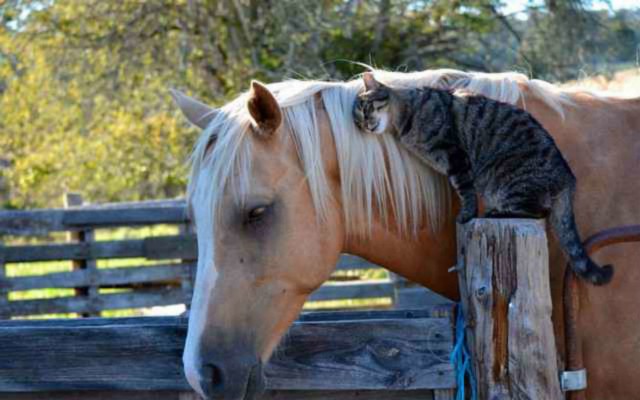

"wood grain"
[308, 281, 394, 302]
[4, 263, 192, 291]
[65, 193, 100, 317]
[433, 388, 456, 400]
[0, 241, 7, 319]
[3, 235, 198, 263]
[456, 219, 562, 400]
[4, 389, 438, 400]
[5, 288, 188, 316]
[0, 314, 455, 392]
[0, 200, 187, 236]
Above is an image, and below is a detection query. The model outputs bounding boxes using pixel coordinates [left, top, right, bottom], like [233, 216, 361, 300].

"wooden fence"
[0, 196, 448, 319]
[0, 215, 565, 399]
[0, 306, 457, 400]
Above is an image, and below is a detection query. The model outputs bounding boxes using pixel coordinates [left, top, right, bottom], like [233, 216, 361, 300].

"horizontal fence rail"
[0, 198, 451, 318]
[0, 307, 456, 395]
[0, 200, 187, 236]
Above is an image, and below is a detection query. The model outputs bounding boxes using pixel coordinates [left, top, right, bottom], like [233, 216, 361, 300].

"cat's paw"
[456, 210, 476, 224]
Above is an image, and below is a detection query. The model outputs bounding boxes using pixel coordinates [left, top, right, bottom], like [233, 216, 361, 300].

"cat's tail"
[549, 186, 614, 285]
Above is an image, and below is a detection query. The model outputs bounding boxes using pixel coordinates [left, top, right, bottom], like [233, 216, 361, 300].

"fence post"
[0, 240, 7, 319]
[179, 218, 196, 311]
[456, 219, 562, 400]
[64, 193, 99, 317]
[392, 273, 453, 309]
[391, 273, 413, 308]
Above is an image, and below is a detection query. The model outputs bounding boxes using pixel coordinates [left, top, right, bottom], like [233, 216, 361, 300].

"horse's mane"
[188, 68, 573, 243]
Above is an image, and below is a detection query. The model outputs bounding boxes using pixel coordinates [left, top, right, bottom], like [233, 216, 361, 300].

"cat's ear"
[247, 80, 282, 137]
[363, 72, 382, 91]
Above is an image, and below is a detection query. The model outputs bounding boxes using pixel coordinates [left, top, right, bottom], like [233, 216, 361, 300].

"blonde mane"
[188, 68, 573, 242]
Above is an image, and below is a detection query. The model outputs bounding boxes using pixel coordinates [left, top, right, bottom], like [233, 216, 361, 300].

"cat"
[353, 72, 613, 286]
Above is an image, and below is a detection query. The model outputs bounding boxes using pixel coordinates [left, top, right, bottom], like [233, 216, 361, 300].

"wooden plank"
[178, 221, 196, 311]
[0, 199, 187, 236]
[433, 388, 456, 400]
[4, 242, 374, 271]
[0, 241, 7, 319]
[268, 318, 455, 390]
[335, 254, 381, 271]
[456, 219, 562, 400]
[3, 235, 197, 263]
[5, 288, 188, 316]
[0, 391, 185, 400]
[299, 305, 453, 322]
[2, 389, 437, 400]
[263, 390, 436, 400]
[0, 306, 453, 328]
[0, 315, 455, 392]
[2, 255, 372, 286]
[3, 253, 375, 286]
[65, 193, 100, 317]
[308, 281, 394, 302]
[4, 263, 192, 290]
[393, 287, 454, 309]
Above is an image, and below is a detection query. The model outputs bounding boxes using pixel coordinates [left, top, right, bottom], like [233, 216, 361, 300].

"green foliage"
[0, 0, 638, 208]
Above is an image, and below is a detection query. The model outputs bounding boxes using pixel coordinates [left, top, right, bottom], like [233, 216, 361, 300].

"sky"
[503, 0, 640, 16]
[601, 0, 640, 9]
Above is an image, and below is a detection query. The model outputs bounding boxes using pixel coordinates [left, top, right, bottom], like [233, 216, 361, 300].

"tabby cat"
[353, 72, 613, 285]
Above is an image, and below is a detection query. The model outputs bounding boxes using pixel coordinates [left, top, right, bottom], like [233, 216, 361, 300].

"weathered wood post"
[64, 193, 99, 317]
[179, 217, 196, 311]
[0, 240, 7, 319]
[456, 219, 562, 399]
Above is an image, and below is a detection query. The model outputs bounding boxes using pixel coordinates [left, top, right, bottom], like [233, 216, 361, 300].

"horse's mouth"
[242, 362, 265, 400]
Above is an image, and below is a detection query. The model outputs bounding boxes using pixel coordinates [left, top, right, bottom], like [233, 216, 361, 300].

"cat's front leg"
[450, 173, 477, 224]
[446, 149, 477, 224]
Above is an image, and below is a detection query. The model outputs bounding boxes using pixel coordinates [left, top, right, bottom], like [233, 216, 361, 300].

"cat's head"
[353, 72, 393, 135]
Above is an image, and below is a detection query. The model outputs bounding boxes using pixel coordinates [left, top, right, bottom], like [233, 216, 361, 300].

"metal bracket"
[448, 264, 461, 273]
[561, 369, 587, 392]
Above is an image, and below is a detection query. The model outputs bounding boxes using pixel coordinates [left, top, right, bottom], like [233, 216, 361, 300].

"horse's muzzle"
[197, 355, 265, 400]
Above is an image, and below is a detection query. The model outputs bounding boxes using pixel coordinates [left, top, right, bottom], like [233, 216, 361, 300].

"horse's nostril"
[210, 364, 223, 389]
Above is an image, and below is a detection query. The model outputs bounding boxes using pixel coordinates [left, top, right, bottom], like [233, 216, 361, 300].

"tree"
[0, 0, 637, 208]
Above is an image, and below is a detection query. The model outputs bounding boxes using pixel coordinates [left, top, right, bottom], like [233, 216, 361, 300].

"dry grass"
[561, 66, 640, 96]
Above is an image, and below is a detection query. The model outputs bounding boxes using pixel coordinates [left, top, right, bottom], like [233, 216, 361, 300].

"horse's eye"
[247, 205, 268, 223]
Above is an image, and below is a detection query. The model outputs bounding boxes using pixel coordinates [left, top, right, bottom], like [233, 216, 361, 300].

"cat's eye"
[373, 100, 388, 109]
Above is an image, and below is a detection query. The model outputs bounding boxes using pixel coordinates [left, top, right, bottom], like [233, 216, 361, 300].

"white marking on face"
[373, 111, 389, 135]
[183, 256, 218, 398]
[183, 183, 221, 398]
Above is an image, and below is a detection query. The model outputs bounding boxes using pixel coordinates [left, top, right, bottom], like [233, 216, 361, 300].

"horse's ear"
[170, 89, 218, 130]
[362, 72, 382, 91]
[247, 80, 282, 137]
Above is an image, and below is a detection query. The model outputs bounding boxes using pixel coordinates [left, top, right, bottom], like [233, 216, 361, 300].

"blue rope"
[450, 304, 477, 400]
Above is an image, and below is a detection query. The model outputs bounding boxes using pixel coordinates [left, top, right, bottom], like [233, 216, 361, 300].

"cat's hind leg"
[484, 183, 550, 219]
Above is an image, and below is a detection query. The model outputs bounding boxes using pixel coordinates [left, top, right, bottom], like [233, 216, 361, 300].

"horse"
[171, 68, 640, 400]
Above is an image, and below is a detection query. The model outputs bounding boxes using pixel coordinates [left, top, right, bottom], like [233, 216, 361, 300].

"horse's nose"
[198, 363, 223, 398]
[197, 359, 265, 400]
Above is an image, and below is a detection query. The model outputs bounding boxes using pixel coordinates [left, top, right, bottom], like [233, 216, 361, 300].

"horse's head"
[173, 72, 456, 399]
[173, 81, 345, 399]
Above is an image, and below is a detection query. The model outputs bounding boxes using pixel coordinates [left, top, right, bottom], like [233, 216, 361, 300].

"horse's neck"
[343, 212, 460, 300]
[314, 99, 459, 300]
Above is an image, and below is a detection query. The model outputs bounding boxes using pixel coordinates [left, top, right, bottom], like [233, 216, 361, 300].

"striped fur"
[353, 73, 613, 285]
